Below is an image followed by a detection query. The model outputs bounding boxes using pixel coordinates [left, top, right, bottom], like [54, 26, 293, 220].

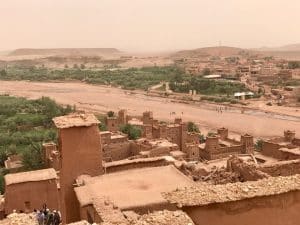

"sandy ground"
[0, 81, 299, 138]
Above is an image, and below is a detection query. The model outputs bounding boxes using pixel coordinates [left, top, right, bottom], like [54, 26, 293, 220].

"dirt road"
[1, 81, 299, 138]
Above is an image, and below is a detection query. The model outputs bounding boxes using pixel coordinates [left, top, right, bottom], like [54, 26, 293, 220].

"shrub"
[187, 122, 200, 133]
[120, 124, 142, 140]
[107, 111, 115, 117]
[255, 139, 263, 151]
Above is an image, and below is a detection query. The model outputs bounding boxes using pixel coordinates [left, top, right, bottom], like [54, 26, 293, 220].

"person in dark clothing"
[46, 211, 54, 225]
[53, 210, 61, 225]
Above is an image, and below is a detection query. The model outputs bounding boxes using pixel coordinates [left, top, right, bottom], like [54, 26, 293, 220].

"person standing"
[53, 210, 61, 225]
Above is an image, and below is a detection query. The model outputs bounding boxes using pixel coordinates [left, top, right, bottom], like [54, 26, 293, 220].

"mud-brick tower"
[53, 113, 103, 224]
[241, 134, 254, 154]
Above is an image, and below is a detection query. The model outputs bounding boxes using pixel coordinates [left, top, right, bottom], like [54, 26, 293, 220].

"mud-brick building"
[4, 168, 59, 214]
[262, 130, 300, 160]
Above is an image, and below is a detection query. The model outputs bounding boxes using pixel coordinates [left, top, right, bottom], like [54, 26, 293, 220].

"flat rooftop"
[163, 174, 300, 207]
[279, 147, 300, 155]
[5, 168, 57, 186]
[75, 165, 194, 210]
[53, 113, 99, 129]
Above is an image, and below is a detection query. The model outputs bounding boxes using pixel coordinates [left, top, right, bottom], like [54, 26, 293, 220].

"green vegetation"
[170, 76, 248, 96]
[0, 95, 74, 193]
[0, 66, 182, 91]
[119, 124, 142, 140]
[107, 111, 115, 117]
[255, 139, 263, 151]
[96, 114, 108, 131]
[288, 61, 300, 69]
[187, 122, 200, 133]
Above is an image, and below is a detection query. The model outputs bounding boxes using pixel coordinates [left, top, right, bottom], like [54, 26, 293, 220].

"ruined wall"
[5, 180, 59, 214]
[227, 156, 269, 181]
[262, 142, 300, 160]
[293, 138, 300, 146]
[184, 190, 300, 225]
[260, 159, 300, 177]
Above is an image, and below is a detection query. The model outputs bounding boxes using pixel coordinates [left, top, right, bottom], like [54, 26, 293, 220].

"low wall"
[260, 159, 300, 177]
[184, 190, 300, 225]
[104, 157, 172, 173]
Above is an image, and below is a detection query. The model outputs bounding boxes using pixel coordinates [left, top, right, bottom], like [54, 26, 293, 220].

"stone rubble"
[163, 174, 300, 207]
[0, 213, 38, 225]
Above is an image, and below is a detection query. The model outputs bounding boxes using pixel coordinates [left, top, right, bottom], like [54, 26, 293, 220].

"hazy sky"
[0, 0, 299, 52]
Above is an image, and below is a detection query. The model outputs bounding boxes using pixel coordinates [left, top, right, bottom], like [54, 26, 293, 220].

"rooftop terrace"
[5, 168, 57, 186]
[53, 113, 99, 129]
[75, 165, 194, 211]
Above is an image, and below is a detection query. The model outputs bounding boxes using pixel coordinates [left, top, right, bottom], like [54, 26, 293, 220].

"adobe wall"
[187, 133, 200, 144]
[166, 126, 181, 148]
[142, 125, 153, 139]
[202, 145, 241, 160]
[186, 144, 199, 161]
[5, 179, 59, 214]
[260, 159, 300, 177]
[106, 117, 118, 132]
[100, 132, 111, 145]
[293, 138, 300, 146]
[103, 142, 132, 161]
[148, 146, 175, 157]
[262, 142, 300, 160]
[79, 205, 102, 224]
[183, 190, 300, 225]
[261, 142, 281, 158]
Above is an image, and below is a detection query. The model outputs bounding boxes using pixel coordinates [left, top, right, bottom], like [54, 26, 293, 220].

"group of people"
[35, 204, 61, 225]
[216, 106, 227, 114]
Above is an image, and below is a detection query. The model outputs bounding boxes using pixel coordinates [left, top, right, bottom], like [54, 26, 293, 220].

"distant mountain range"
[172, 46, 255, 58]
[256, 44, 300, 52]
[8, 48, 121, 56]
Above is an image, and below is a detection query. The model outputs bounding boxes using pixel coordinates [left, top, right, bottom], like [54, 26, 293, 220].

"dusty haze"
[0, 0, 300, 52]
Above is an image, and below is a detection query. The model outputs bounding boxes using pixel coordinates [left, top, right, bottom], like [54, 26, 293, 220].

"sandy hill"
[173, 46, 253, 58]
[9, 48, 121, 56]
